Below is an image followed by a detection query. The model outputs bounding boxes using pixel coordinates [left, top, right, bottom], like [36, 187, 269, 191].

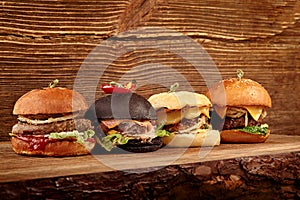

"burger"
[206, 76, 272, 143]
[10, 86, 96, 156]
[148, 91, 220, 147]
[84, 93, 163, 153]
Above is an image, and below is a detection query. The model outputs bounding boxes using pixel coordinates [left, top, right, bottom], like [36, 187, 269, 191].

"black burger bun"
[85, 93, 162, 153]
[117, 137, 163, 153]
[85, 93, 157, 122]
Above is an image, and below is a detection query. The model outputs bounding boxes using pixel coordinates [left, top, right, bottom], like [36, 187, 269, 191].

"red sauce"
[15, 135, 76, 151]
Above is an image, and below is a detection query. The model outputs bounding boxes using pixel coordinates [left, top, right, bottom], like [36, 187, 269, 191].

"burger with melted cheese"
[148, 91, 220, 147]
[10, 86, 96, 156]
[206, 77, 272, 143]
[85, 93, 162, 153]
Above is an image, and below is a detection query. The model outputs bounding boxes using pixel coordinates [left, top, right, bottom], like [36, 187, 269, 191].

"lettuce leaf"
[49, 129, 95, 145]
[238, 124, 269, 136]
[97, 133, 131, 151]
[155, 121, 172, 137]
[156, 129, 172, 137]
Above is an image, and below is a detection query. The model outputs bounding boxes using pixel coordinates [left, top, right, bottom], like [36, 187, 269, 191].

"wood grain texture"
[0, 134, 299, 199]
[1, 154, 299, 199]
[0, 0, 130, 141]
[1, 0, 300, 141]
[1, 134, 300, 183]
[120, 0, 300, 40]
[118, 0, 300, 135]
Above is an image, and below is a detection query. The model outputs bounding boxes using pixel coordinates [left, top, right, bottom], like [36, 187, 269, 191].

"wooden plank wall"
[1, 0, 299, 141]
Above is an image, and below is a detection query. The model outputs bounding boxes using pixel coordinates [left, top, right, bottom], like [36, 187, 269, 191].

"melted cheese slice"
[243, 106, 264, 121]
[185, 107, 210, 120]
[162, 110, 182, 125]
[214, 106, 264, 121]
[102, 120, 152, 130]
[162, 106, 210, 125]
[107, 130, 118, 135]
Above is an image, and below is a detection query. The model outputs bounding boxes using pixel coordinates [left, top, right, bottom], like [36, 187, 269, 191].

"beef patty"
[212, 114, 262, 131]
[12, 118, 93, 135]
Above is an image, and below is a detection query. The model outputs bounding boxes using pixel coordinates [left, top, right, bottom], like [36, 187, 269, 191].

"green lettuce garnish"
[203, 124, 210, 129]
[97, 133, 132, 151]
[238, 124, 269, 136]
[155, 121, 172, 137]
[156, 129, 172, 137]
[49, 129, 95, 145]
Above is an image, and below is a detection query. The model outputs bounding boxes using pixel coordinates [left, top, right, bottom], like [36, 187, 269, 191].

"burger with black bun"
[85, 82, 162, 153]
[148, 85, 220, 147]
[10, 80, 96, 156]
[205, 70, 272, 143]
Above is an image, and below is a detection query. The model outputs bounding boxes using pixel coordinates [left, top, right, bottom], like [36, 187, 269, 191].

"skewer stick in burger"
[85, 81, 163, 153]
[10, 80, 96, 156]
[205, 70, 272, 143]
[148, 84, 220, 147]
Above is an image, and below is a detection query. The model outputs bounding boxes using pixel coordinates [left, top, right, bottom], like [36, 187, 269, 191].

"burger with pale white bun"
[205, 70, 272, 143]
[10, 80, 96, 156]
[148, 84, 220, 147]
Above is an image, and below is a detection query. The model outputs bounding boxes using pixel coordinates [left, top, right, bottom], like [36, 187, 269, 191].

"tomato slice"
[101, 84, 133, 94]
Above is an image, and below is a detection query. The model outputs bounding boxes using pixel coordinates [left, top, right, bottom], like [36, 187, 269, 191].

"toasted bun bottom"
[220, 129, 270, 143]
[11, 137, 95, 157]
[118, 137, 163, 153]
[163, 130, 220, 147]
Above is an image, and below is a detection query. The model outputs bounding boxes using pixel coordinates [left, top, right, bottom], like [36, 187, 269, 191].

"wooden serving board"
[1, 134, 300, 183]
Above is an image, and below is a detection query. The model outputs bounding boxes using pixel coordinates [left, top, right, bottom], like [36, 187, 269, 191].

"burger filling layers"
[164, 115, 210, 134]
[97, 119, 157, 151]
[100, 119, 156, 139]
[10, 113, 95, 151]
[156, 106, 212, 136]
[214, 106, 269, 135]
